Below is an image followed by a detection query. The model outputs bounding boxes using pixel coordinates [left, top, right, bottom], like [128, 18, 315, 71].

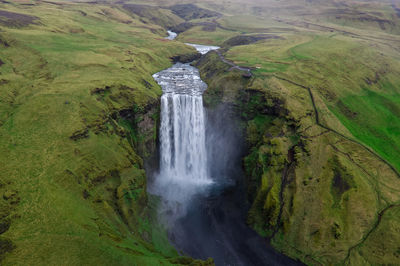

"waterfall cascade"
[151, 63, 213, 220]
[154, 63, 211, 185]
[159, 94, 210, 184]
[150, 35, 298, 265]
[155, 33, 219, 188]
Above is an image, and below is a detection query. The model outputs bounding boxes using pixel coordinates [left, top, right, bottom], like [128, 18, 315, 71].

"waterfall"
[159, 94, 209, 184]
[148, 38, 297, 265]
[151, 63, 212, 221]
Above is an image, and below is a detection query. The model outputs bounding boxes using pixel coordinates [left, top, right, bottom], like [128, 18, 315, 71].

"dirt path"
[215, 50, 252, 75]
[271, 74, 400, 263]
[343, 203, 400, 263]
[272, 74, 400, 178]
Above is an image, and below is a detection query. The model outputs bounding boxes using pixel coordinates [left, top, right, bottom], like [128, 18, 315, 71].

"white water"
[151, 32, 220, 223]
[152, 61, 213, 222]
[165, 29, 219, 54]
[150, 32, 298, 265]
[165, 30, 177, 40]
[160, 93, 209, 182]
[185, 43, 220, 54]
[155, 64, 211, 185]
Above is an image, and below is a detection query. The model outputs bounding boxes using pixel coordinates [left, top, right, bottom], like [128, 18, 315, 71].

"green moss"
[247, 115, 273, 145]
[196, 13, 400, 263]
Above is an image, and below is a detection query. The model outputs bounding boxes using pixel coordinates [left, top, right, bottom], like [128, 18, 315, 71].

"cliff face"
[196, 50, 400, 265]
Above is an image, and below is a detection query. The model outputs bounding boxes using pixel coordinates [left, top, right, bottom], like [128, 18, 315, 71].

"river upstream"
[149, 32, 300, 266]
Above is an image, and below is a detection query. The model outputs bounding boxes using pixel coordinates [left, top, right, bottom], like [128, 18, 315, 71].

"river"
[149, 31, 301, 266]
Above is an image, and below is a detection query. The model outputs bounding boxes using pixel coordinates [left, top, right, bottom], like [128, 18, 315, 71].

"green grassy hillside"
[192, 0, 400, 264]
[226, 34, 400, 172]
[0, 1, 212, 265]
[1, 0, 400, 265]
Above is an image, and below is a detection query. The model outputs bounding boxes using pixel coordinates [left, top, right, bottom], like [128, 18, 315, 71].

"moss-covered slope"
[196, 31, 400, 264]
[0, 1, 213, 265]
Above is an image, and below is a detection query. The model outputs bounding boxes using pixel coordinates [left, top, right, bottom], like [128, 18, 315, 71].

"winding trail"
[169, 29, 400, 264]
[271, 74, 400, 178]
[215, 50, 252, 74]
[210, 49, 400, 177]
[211, 51, 400, 260]
[268, 74, 400, 263]
[343, 203, 400, 263]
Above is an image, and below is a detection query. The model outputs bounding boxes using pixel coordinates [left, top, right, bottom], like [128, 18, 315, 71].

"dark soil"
[0, 219, 10, 234]
[170, 22, 194, 33]
[332, 169, 351, 195]
[171, 52, 201, 63]
[0, 237, 14, 259]
[337, 100, 357, 119]
[393, 2, 400, 18]
[0, 35, 9, 47]
[223, 34, 283, 47]
[171, 21, 219, 33]
[0, 10, 38, 27]
[168, 4, 221, 21]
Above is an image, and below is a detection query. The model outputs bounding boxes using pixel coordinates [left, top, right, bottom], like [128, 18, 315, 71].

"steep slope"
[195, 5, 400, 263]
[0, 1, 210, 265]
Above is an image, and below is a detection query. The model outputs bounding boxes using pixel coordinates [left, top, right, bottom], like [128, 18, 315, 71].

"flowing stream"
[150, 31, 300, 265]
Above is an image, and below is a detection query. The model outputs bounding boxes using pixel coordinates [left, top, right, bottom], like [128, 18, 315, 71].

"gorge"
[149, 33, 300, 265]
[1, 1, 400, 264]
